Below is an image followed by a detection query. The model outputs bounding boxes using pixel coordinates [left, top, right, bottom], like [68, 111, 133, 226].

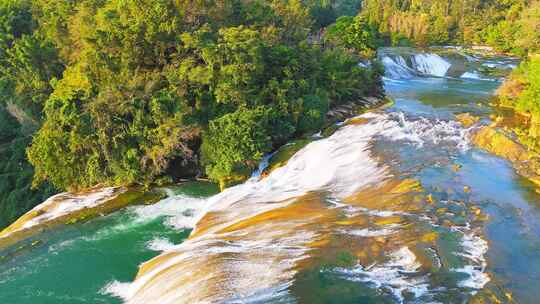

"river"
[0, 47, 538, 304]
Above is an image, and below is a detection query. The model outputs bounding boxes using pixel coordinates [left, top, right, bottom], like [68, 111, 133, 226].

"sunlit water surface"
[1, 49, 539, 304]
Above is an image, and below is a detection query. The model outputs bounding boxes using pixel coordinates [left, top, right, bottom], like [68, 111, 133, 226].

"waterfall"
[380, 52, 452, 79]
[381, 56, 416, 79]
[113, 113, 393, 304]
[104, 110, 488, 304]
[411, 53, 451, 77]
[248, 152, 274, 181]
[460, 71, 496, 82]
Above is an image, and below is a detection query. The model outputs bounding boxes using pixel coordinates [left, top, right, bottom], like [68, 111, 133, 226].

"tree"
[326, 15, 379, 57]
[23, 0, 384, 192]
[202, 107, 276, 181]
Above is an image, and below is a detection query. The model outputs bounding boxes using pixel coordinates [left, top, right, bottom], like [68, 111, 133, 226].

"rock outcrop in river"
[0, 187, 163, 249]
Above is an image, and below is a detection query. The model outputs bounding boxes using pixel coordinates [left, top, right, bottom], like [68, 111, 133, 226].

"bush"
[515, 57, 540, 117]
[297, 94, 329, 134]
[202, 106, 293, 181]
[326, 15, 379, 57]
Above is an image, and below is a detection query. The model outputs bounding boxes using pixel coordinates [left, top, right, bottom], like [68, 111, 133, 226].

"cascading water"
[411, 53, 451, 77]
[381, 56, 416, 79]
[99, 109, 500, 304]
[1, 48, 536, 304]
[379, 50, 452, 79]
[108, 113, 392, 303]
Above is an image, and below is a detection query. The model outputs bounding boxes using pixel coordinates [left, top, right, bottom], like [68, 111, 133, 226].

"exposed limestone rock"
[455, 113, 480, 128]
[472, 126, 529, 163]
[0, 187, 163, 249]
[471, 125, 540, 186]
[325, 96, 387, 122]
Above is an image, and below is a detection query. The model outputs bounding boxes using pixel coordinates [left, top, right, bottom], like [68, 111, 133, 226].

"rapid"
[1, 47, 538, 304]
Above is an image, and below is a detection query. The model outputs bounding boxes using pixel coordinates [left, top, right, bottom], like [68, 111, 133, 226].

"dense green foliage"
[326, 15, 380, 57]
[358, 0, 540, 55]
[0, 105, 56, 229]
[0, 0, 60, 228]
[0, 0, 384, 212]
[307, 0, 363, 28]
[482, 1, 540, 55]
[512, 58, 540, 116]
[498, 56, 540, 118]
[492, 56, 540, 157]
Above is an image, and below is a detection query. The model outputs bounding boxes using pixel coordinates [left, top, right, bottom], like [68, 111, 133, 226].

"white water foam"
[146, 238, 176, 252]
[461, 71, 496, 82]
[0, 187, 123, 240]
[223, 282, 295, 303]
[75, 194, 206, 244]
[482, 61, 517, 70]
[248, 153, 274, 181]
[23, 187, 120, 230]
[412, 53, 451, 77]
[347, 224, 402, 237]
[451, 232, 490, 289]
[112, 112, 394, 304]
[454, 265, 490, 289]
[364, 112, 472, 151]
[131, 195, 207, 230]
[381, 56, 416, 79]
[101, 281, 132, 301]
[333, 247, 428, 303]
[381, 52, 452, 79]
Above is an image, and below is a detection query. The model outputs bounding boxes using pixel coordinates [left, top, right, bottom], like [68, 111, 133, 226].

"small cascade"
[381, 56, 416, 79]
[380, 50, 452, 79]
[364, 112, 472, 152]
[460, 71, 497, 82]
[248, 153, 274, 182]
[411, 53, 451, 77]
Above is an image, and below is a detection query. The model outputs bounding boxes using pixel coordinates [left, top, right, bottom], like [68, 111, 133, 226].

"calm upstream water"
[1, 48, 539, 304]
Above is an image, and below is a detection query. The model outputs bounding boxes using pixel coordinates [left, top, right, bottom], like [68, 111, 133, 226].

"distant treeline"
[359, 0, 540, 55]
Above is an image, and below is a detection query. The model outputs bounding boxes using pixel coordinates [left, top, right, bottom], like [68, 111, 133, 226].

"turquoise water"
[1, 50, 539, 303]
[382, 75, 540, 303]
[0, 182, 218, 304]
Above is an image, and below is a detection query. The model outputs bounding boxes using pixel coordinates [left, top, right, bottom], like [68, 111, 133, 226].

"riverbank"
[0, 94, 389, 250]
[463, 111, 540, 189]
[0, 187, 164, 250]
[217, 94, 389, 190]
[461, 56, 540, 189]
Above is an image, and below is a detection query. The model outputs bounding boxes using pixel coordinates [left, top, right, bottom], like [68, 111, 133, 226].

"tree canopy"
[0, 0, 384, 197]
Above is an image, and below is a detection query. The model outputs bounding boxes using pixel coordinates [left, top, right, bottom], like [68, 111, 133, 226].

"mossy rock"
[471, 125, 540, 189]
[0, 187, 164, 249]
[218, 166, 251, 191]
[262, 139, 313, 177]
[472, 126, 529, 163]
[455, 113, 480, 128]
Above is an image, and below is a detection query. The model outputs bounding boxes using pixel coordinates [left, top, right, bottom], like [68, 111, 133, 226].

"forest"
[359, 0, 540, 55]
[0, 0, 377, 228]
[2, 0, 540, 229]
